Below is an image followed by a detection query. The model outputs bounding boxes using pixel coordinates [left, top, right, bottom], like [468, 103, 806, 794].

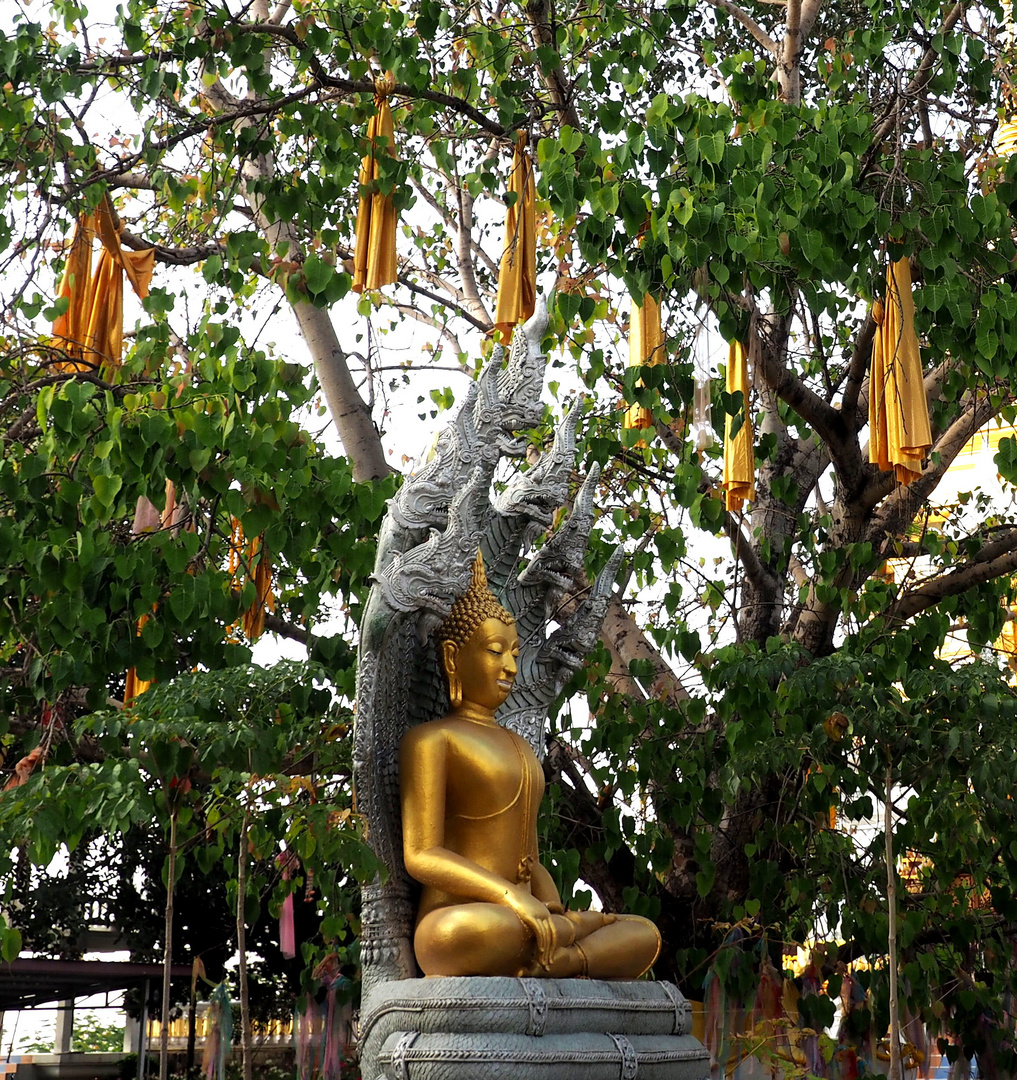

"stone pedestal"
[360, 977, 710, 1080]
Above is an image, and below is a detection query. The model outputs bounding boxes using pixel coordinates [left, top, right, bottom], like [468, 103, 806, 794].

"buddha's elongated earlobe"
[443, 640, 461, 708]
[448, 673, 462, 709]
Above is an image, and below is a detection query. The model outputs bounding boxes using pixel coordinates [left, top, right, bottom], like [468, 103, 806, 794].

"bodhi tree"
[7, 0, 1017, 1071]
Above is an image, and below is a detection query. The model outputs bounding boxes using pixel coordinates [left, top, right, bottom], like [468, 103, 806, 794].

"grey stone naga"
[354, 301, 709, 1080]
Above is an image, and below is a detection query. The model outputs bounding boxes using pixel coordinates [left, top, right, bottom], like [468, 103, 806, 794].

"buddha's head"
[437, 552, 518, 711]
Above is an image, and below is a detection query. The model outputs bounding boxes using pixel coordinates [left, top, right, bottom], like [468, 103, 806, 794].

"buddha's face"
[446, 617, 519, 712]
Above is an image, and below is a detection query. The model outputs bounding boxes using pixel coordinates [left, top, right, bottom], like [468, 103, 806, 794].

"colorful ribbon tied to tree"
[723, 339, 755, 512]
[623, 292, 664, 434]
[124, 481, 191, 701]
[352, 76, 399, 294]
[228, 517, 275, 641]
[52, 195, 154, 374]
[123, 613, 154, 704]
[492, 130, 536, 342]
[868, 255, 932, 485]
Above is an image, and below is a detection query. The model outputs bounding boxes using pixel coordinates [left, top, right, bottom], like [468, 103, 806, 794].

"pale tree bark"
[288, 301, 391, 478]
[523, 0, 583, 131]
[702, 0, 825, 103]
[703, 0, 779, 56]
[601, 594, 691, 704]
[455, 182, 493, 327]
[777, 0, 825, 104]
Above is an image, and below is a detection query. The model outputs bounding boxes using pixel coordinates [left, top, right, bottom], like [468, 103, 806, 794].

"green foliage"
[0, 271, 393, 1005]
[72, 1014, 126, 1053]
[18, 1011, 124, 1054]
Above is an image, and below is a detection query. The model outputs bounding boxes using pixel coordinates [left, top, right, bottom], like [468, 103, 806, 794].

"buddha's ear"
[442, 640, 457, 676]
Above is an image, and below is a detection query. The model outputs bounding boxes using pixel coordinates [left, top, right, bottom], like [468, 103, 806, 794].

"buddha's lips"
[498, 679, 514, 691]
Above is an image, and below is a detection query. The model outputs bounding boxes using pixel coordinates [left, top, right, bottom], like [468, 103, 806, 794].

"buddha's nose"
[504, 653, 517, 677]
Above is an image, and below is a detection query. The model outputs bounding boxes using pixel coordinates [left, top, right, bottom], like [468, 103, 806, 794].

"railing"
[145, 1015, 294, 1046]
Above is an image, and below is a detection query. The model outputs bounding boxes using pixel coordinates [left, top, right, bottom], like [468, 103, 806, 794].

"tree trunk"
[290, 301, 391, 480]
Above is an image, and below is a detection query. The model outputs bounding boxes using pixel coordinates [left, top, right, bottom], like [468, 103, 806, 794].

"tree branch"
[413, 172, 498, 277]
[223, 20, 511, 138]
[888, 528, 1017, 622]
[382, 303, 466, 358]
[703, 0, 780, 54]
[523, 0, 583, 131]
[725, 514, 777, 601]
[778, 0, 803, 102]
[865, 390, 998, 542]
[456, 182, 493, 325]
[860, 1, 967, 176]
[751, 320, 841, 441]
[601, 594, 691, 704]
[120, 230, 228, 267]
[840, 311, 876, 423]
[334, 241, 492, 333]
[83, 84, 324, 193]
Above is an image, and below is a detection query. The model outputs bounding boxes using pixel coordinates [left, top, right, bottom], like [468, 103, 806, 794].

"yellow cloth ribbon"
[53, 197, 154, 375]
[723, 340, 755, 512]
[868, 255, 931, 485]
[241, 533, 275, 641]
[125, 482, 191, 701]
[52, 216, 94, 368]
[227, 518, 275, 642]
[352, 79, 399, 294]
[492, 131, 536, 342]
[998, 116, 1017, 157]
[124, 612, 154, 703]
[623, 292, 664, 432]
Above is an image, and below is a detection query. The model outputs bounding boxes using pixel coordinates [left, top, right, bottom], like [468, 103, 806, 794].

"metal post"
[138, 979, 150, 1080]
[55, 1000, 74, 1055]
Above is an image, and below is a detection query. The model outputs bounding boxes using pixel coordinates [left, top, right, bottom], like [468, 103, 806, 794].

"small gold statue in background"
[400, 553, 661, 979]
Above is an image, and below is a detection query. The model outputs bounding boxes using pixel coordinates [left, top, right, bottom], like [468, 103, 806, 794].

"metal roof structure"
[0, 958, 190, 1011]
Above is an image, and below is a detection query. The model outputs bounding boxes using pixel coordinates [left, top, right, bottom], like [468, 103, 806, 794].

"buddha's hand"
[502, 887, 560, 971]
[563, 909, 617, 940]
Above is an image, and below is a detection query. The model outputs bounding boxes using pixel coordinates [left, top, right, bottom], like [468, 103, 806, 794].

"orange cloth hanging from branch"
[124, 612, 154, 704]
[52, 217, 95, 369]
[228, 518, 275, 642]
[868, 255, 932, 485]
[722, 340, 755, 513]
[242, 534, 275, 641]
[52, 197, 154, 374]
[352, 79, 399, 294]
[125, 483, 191, 701]
[492, 132, 536, 342]
[622, 292, 664, 432]
[3, 746, 45, 791]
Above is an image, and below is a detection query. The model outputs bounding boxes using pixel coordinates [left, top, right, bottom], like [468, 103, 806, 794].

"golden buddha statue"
[399, 553, 661, 979]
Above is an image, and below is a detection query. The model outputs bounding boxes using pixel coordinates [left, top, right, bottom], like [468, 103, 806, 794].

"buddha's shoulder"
[399, 715, 502, 749]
